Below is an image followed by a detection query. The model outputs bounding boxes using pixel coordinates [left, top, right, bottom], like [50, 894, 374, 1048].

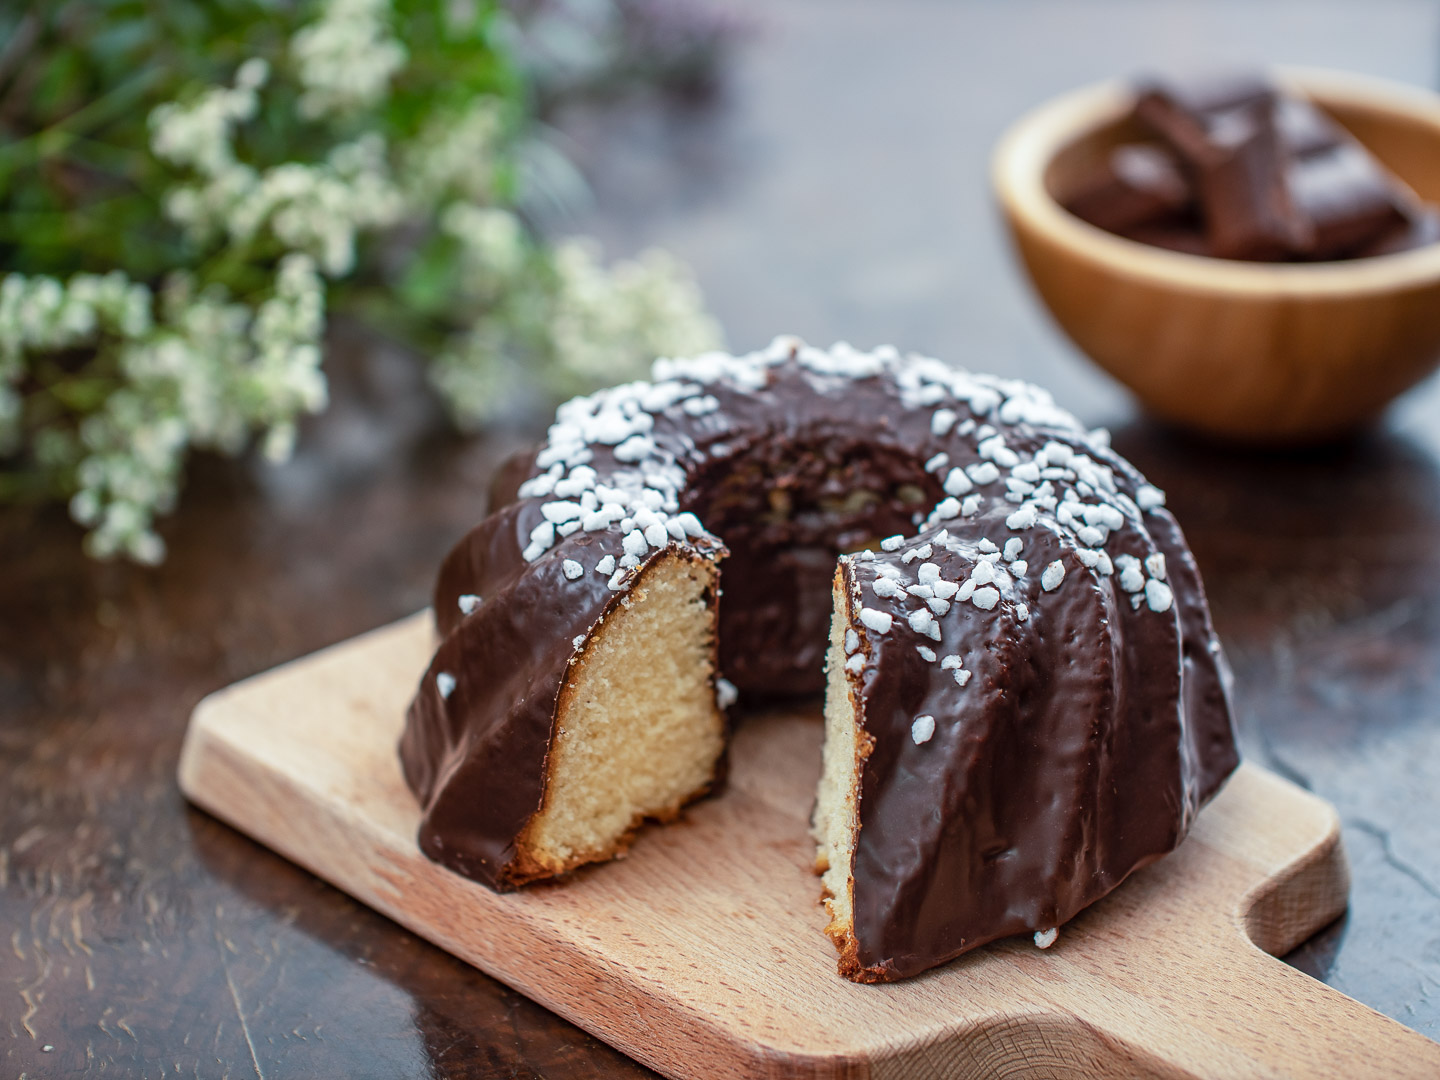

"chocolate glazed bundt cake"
[399, 336, 1238, 982]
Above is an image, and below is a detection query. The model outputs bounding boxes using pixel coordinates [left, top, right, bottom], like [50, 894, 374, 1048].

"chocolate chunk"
[1275, 96, 1344, 159]
[1135, 72, 1275, 164]
[1064, 144, 1194, 234]
[1274, 95, 1415, 258]
[1135, 74, 1304, 259]
[1194, 105, 1307, 260]
[1108, 72, 1439, 262]
[1288, 141, 1412, 259]
[1119, 220, 1212, 257]
[1353, 205, 1440, 257]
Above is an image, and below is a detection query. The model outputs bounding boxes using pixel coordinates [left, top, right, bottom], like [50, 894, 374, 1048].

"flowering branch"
[0, 0, 729, 563]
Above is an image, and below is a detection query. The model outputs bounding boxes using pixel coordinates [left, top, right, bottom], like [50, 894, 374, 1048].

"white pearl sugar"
[1146, 578, 1175, 613]
[1041, 561, 1065, 592]
[859, 607, 893, 634]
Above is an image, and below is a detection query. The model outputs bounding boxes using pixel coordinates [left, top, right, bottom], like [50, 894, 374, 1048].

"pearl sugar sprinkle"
[911, 714, 936, 744]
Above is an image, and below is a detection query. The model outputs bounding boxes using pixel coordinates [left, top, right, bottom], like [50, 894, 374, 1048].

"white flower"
[235, 58, 270, 92]
[151, 51, 405, 277]
[546, 240, 722, 386]
[59, 258, 329, 562]
[431, 232, 722, 428]
[229, 136, 405, 275]
[164, 164, 258, 244]
[445, 204, 529, 285]
[7, 0, 725, 567]
[168, 133, 405, 277]
[0, 271, 153, 363]
[405, 100, 504, 203]
[430, 323, 522, 430]
[291, 0, 408, 119]
[149, 60, 268, 177]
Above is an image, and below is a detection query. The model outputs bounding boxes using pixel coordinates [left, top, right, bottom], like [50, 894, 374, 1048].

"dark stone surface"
[5, 1, 1440, 1075]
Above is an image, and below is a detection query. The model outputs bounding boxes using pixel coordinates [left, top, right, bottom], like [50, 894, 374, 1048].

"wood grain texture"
[178, 614, 1440, 1079]
[993, 69, 1440, 443]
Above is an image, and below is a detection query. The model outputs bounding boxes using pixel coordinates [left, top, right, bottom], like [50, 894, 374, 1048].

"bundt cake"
[399, 336, 1238, 981]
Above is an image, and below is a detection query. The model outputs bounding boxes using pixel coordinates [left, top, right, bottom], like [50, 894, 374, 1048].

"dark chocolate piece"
[1288, 141, 1411, 258]
[1113, 72, 1437, 262]
[1136, 76, 1305, 260]
[1194, 105, 1306, 259]
[399, 342, 1238, 985]
[1275, 96, 1344, 159]
[1135, 72, 1275, 164]
[1273, 95, 1416, 259]
[1137, 75, 1304, 258]
[1064, 144, 1194, 234]
[1119, 219, 1212, 256]
[1354, 205, 1440, 257]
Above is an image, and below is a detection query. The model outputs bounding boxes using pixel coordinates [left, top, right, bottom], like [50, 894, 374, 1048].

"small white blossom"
[546, 240, 723, 389]
[404, 100, 503, 203]
[291, 0, 408, 119]
[434, 238, 723, 428]
[149, 60, 268, 177]
[53, 258, 328, 563]
[226, 136, 406, 275]
[445, 204, 529, 285]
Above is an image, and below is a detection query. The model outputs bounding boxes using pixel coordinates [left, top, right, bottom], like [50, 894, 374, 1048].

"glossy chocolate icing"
[833, 430, 1234, 980]
[399, 339, 1238, 978]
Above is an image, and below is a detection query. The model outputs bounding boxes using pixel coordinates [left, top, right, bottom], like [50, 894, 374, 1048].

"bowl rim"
[991, 65, 1440, 296]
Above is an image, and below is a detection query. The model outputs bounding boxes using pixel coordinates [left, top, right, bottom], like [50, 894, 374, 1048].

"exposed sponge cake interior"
[815, 569, 864, 958]
[516, 552, 725, 879]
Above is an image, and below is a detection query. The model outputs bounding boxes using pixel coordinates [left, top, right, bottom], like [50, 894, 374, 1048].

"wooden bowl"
[992, 68, 1440, 443]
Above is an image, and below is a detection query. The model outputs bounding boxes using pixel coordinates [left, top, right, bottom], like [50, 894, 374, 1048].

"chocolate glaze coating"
[835, 429, 1234, 980]
[400, 341, 1238, 972]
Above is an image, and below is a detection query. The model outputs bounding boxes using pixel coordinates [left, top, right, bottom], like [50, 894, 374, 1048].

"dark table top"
[6, 1, 1440, 1075]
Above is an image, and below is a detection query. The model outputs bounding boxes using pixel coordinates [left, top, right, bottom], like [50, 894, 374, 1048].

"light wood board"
[179, 613, 1440, 1078]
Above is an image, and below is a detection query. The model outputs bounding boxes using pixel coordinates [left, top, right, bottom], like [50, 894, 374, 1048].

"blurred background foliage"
[0, 0, 736, 561]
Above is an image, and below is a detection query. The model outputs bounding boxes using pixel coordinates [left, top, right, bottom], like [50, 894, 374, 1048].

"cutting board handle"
[1047, 824, 1439, 1079]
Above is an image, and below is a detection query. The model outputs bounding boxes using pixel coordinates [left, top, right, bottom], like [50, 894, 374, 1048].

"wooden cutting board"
[178, 613, 1440, 1079]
